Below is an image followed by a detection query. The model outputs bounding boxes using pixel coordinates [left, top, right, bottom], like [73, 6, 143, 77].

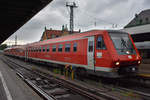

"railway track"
[1, 56, 118, 100]
[2, 55, 150, 100]
[87, 74, 150, 100]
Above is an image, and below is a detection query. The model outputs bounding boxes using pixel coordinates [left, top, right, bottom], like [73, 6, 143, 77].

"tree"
[0, 44, 7, 50]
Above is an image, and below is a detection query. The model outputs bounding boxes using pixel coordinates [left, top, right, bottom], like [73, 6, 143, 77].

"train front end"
[108, 31, 141, 76]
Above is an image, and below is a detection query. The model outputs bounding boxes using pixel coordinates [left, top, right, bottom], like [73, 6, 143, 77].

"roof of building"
[40, 28, 80, 41]
[124, 9, 150, 28]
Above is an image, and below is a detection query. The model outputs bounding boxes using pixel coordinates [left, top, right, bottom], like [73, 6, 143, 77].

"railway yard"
[0, 53, 150, 100]
[1, 0, 150, 100]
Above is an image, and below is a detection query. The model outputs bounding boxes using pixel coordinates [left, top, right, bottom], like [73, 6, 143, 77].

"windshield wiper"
[121, 38, 127, 48]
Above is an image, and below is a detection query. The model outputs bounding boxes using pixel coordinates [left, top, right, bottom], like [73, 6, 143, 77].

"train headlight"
[138, 61, 141, 64]
[115, 61, 120, 66]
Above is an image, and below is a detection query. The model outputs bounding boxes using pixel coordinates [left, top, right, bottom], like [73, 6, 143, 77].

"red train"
[4, 30, 141, 78]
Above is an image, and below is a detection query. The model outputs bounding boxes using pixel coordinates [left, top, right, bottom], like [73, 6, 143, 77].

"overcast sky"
[3, 0, 150, 45]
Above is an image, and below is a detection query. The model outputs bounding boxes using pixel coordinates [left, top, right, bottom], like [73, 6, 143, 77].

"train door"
[87, 36, 95, 70]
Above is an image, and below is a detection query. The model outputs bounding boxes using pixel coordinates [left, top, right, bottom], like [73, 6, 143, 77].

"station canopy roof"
[0, 0, 53, 44]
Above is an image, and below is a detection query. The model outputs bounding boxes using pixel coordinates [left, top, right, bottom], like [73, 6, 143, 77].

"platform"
[0, 77, 7, 100]
[0, 55, 42, 100]
[139, 64, 150, 74]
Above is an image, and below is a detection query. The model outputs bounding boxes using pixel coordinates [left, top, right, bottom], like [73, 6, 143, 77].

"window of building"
[52, 34, 55, 38]
[47, 45, 50, 52]
[146, 17, 149, 24]
[52, 45, 56, 52]
[88, 41, 93, 52]
[58, 44, 63, 52]
[96, 36, 106, 49]
[73, 43, 77, 52]
[139, 19, 143, 24]
[65, 44, 70, 52]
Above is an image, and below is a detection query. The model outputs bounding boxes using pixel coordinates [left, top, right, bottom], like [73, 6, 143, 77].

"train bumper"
[118, 65, 138, 75]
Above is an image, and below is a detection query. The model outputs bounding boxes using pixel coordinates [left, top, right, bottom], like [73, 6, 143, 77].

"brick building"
[40, 25, 80, 41]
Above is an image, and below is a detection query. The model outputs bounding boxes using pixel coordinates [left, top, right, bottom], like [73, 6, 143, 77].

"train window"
[47, 45, 50, 52]
[88, 41, 93, 52]
[31, 48, 33, 52]
[39, 47, 41, 52]
[43, 46, 45, 52]
[65, 44, 70, 52]
[52, 45, 56, 52]
[58, 44, 63, 52]
[73, 43, 77, 52]
[36, 48, 38, 52]
[96, 36, 106, 49]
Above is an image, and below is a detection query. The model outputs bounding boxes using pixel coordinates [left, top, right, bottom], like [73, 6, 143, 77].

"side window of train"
[89, 41, 93, 52]
[65, 44, 70, 52]
[58, 44, 63, 52]
[47, 45, 50, 52]
[52, 45, 56, 52]
[73, 43, 77, 52]
[96, 36, 106, 49]
[43, 46, 45, 52]
[40, 47, 41, 52]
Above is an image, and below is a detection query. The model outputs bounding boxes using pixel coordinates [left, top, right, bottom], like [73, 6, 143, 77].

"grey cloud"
[3, 0, 150, 45]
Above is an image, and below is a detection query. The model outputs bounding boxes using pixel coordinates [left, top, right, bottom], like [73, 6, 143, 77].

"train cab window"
[52, 45, 56, 52]
[47, 45, 50, 52]
[58, 44, 63, 52]
[43, 46, 45, 52]
[96, 36, 106, 49]
[65, 44, 70, 52]
[88, 41, 93, 52]
[73, 43, 77, 52]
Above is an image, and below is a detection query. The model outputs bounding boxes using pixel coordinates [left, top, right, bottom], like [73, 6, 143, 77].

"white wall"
[122, 24, 150, 34]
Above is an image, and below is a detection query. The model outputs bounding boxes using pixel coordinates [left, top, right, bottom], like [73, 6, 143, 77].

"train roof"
[4, 45, 26, 50]
[27, 30, 107, 47]
[26, 29, 127, 47]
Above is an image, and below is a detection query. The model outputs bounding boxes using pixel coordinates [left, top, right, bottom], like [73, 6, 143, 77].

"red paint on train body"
[4, 30, 141, 77]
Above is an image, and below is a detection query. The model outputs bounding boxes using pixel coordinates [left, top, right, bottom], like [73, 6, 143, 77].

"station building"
[123, 9, 150, 63]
